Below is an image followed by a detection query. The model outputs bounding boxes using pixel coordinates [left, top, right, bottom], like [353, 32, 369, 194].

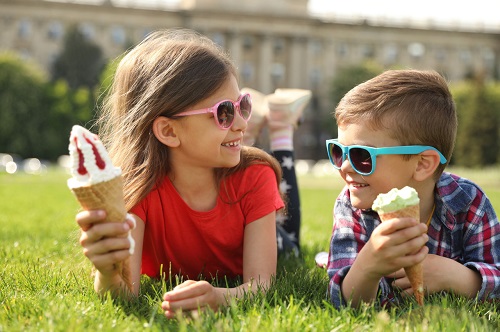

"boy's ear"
[152, 116, 180, 148]
[413, 150, 441, 181]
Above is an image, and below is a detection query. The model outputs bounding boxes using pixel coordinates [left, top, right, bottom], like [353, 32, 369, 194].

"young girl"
[75, 28, 285, 318]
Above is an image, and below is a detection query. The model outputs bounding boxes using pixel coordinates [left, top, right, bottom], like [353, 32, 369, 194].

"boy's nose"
[340, 157, 355, 174]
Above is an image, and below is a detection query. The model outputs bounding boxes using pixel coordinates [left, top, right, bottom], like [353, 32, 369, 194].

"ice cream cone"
[69, 176, 133, 292]
[70, 176, 126, 223]
[67, 125, 133, 293]
[377, 204, 424, 305]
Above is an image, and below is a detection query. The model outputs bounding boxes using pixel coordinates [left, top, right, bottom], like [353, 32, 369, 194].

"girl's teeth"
[222, 141, 239, 147]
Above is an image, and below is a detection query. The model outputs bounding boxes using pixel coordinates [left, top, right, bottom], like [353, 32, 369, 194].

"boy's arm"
[413, 254, 482, 297]
[338, 216, 428, 307]
[327, 193, 393, 308]
[461, 197, 500, 299]
[418, 192, 500, 299]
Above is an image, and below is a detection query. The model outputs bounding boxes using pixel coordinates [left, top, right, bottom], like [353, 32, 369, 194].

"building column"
[258, 33, 273, 94]
[288, 36, 305, 88]
[227, 30, 242, 69]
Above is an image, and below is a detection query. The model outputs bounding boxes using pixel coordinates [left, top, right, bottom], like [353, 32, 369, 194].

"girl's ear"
[413, 150, 441, 181]
[152, 116, 180, 148]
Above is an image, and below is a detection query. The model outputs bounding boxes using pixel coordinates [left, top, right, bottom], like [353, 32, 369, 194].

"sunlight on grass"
[1, 168, 499, 331]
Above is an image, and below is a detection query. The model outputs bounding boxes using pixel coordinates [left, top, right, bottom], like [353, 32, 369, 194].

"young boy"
[326, 69, 500, 308]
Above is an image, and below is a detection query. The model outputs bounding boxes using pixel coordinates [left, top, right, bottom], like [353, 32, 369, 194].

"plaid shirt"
[327, 172, 500, 308]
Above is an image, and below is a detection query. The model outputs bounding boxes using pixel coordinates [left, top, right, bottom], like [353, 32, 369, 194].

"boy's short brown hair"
[334, 69, 457, 177]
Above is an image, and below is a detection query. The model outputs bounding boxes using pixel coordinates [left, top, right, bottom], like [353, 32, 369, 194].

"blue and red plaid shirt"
[327, 172, 500, 308]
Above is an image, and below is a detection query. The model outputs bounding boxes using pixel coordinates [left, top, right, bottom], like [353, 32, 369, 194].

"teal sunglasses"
[325, 139, 447, 176]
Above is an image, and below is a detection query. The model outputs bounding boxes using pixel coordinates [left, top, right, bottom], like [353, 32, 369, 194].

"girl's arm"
[77, 211, 144, 298]
[161, 212, 277, 318]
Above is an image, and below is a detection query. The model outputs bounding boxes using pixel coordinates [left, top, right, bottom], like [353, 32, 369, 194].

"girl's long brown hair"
[97, 29, 282, 210]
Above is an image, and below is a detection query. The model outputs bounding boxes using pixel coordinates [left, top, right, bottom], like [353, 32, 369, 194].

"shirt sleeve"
[239, 164, 285, 225]
[130, 193, 147, 222]
[461, 191, 500, 300]
[327, 188, 393, 308]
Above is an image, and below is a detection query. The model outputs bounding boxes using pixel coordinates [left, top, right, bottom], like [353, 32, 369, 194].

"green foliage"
[451, 78, 500, 167]
[326, 62, 383, 136]
[330, 61, 383, 107]
[52, 25, 104, 89]
[44, 80, 95, 159]
[95, 53, 126, 107]
[1, 170, 499, 331]
[0, 52, 50, 158]
[0, 52, 95, 160]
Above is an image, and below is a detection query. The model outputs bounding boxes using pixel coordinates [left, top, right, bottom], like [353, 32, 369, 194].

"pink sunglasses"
[176, 93, 252, 129]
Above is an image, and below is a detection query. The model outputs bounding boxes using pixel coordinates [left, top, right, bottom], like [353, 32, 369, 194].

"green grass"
[0, 168, 499, 331]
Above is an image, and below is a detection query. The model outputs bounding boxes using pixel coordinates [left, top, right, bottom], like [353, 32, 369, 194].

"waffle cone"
[70, 176, 126, 222]
[378, 204, 424, 305]
[70, 176, 132, 292]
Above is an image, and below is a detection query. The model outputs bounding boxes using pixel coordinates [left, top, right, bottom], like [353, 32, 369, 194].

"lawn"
[0, 167, 499, 331]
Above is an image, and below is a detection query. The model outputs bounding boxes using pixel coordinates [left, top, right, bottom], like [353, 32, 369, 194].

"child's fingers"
[379, 217, 420, 234]
[83, 237, 132, 257]
[166, 281, 207, 301]
[90, 249, 132, 272]
[173, 280, 197, 291]
[76, 209, 107, 231]
[80, 222, 131, 246]
[393, 243, 428, 268]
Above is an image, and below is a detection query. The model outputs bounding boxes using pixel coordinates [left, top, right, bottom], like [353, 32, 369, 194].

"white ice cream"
[67, 125, 121, 188]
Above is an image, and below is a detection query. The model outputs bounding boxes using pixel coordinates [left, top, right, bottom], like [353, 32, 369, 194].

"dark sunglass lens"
[240, 95, 252, 120]
[350, 148, 372, 174]
[331, 144, 343, 167]
[217, 102, 235, 128]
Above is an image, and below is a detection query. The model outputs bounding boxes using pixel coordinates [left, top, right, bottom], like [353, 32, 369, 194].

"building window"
[142, 28, 153, 40]
[274, 37, 285, 54]
[309, 68, 322, 89]
[482, 47, 495, 70]
[79, 23, 96, 40]
[310, 39, 322, 55]
[241, 62, 254, 83]
[47, 21, 64, 40]
[459, 48, 472, 64]
[111, 25, 126, 45]
[337, 42, 348, 57]
[408, 42, 425, 58]
[211, 32, 225, 48]
[18, 19, 32, 39]
[361, 44, 375, 59]
[243, 35, 254, 50]
[271, 62, 285, 85]
[435, 47, 447, 62]
[384, 44, 399, 64]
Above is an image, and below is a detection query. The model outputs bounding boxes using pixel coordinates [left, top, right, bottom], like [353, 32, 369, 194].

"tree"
[44, 80, 94, 160]
[52, 25, 104, 89]
[326, 62, 383, 137]
[0, 52, 95, 160]
[452, 75, 500, 167]
[330, 61, 383, 107]
[0, 52, 49, 158]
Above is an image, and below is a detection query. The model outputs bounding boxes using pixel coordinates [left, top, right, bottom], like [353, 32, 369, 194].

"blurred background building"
[1, 0, 499, 159]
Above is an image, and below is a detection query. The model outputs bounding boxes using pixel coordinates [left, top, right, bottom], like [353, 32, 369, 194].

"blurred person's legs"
[242, 87, 311, 257]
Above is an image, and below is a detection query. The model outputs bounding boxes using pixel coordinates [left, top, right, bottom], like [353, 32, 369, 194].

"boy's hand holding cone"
[372, 186, 425, 305]
[67, 125, 134, 292]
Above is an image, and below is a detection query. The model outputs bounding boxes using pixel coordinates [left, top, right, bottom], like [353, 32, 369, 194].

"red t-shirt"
[130, 164, 284, 280]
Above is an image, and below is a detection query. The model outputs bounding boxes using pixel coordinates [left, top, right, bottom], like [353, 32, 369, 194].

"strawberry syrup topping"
[75, 137, 87, 176]
[75, 134, 107, 175]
